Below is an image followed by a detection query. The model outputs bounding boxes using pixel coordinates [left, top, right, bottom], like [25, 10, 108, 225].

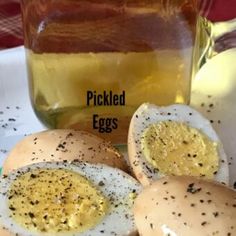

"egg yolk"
[141, 121, 219, 179]
[7, 168, 109, 233]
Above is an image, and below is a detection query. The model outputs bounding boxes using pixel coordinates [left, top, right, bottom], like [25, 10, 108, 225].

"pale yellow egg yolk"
[7, 168, 109, 234]
[141, 121, 219, 179]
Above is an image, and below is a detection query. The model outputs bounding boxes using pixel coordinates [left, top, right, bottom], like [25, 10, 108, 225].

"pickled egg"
[3, 129, 129, 175]
[128, 103, 229, 186]
[134, 176, 236, 236]
[0, 161, 141, 236]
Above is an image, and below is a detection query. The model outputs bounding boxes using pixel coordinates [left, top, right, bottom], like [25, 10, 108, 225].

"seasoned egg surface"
[128, 103, 229, 186]
[134, 176, 236, 236]
[0, 161, 141, 236]
[3, 129, 129, 175]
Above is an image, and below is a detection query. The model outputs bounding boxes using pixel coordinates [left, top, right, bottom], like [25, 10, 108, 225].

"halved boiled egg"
[0, 161, 141, 236]
[128, 103, 229, 186]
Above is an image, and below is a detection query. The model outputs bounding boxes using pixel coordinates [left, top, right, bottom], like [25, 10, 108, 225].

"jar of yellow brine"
[21, 0, 198, 144]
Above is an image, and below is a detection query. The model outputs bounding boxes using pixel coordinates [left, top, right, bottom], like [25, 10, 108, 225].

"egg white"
[128, 103, 229, 186]
[0, 161, 142, 236]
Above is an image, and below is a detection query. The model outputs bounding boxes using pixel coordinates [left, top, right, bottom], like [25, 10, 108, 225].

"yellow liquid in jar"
[27, 49, 192, 143]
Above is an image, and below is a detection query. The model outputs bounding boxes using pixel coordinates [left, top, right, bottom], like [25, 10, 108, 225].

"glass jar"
[21, 0, 198, 144]
[194, 0, 236, 72]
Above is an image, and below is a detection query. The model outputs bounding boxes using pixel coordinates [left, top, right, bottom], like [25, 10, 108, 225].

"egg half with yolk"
[128, 103, 229, 186]
[0, 161, 141, 236]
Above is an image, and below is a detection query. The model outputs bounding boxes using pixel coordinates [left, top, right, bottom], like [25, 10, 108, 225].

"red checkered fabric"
[0, 0, 235, 50]
[0, 0, 23, 49]
[199, 0, 236, 22]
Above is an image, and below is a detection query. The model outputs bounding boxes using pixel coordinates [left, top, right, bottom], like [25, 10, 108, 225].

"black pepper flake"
[57, 144, 65, 149]
[63, 220, 68, 224]
[187, 183, 202, 194]
[9, 206, 16, 211]
[2, 124, 8, 128]
[0, 149, 7, 154]
[213, 212, 219, 217]
[234, 182, 236, 189]
[201, 221, 207, 226]
[30, 174, 37, 178]
[150, 223, 153, 229]
[98, 181, 105, 187]
[28, 212, 35, 218]
[159, 138, 166, 146]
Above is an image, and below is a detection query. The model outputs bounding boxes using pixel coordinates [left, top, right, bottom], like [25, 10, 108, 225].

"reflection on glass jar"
[194, 0, 236, 72]
[21, 0, 198, 144]
[195, 17, 236, 70]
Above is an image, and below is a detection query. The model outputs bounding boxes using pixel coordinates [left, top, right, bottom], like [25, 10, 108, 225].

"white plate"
[0, 47, 45, 166]
[0, 46, 235, 188]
